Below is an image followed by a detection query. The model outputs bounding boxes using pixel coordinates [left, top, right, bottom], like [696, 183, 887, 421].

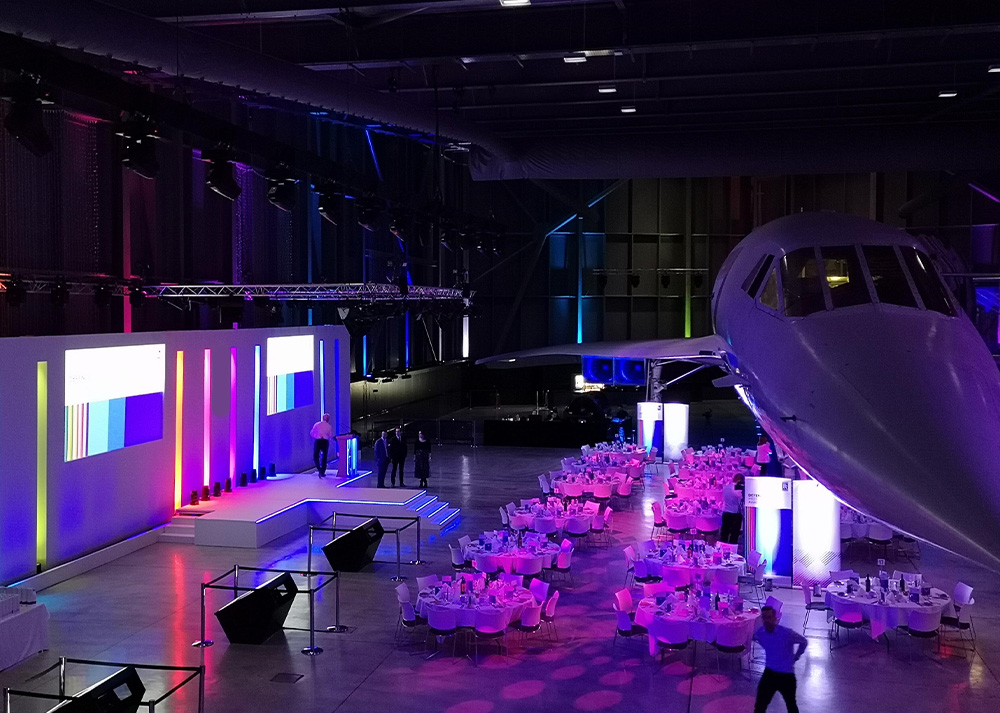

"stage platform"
[160, 472, 460, 548]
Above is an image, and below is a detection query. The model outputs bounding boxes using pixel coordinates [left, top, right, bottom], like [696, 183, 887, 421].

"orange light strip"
[174, 351, 184, 509]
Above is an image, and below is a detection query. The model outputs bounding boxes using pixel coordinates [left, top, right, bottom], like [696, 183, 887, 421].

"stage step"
[431, 507, 461, 529]
[406, 494, 439, 515]
[159, 520, 195, 544]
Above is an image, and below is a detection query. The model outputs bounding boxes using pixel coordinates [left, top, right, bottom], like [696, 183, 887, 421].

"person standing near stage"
[375, 431, 391, 488]
[413, 431, 431, 488]
[755, 434, 772, 475]
[753, 605, 807, 713]
[309, 413, 334, 478]
[389, 427, 407, 487]
[720, 472, 744, 544]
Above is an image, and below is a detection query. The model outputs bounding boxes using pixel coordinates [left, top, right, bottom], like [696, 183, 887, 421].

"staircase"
[158, 514, 198, 544]
[406, 492, 461, 533]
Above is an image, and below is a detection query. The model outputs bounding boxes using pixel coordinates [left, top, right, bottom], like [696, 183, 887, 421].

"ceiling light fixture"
[563, 54, 588, 64]
[938, 90, 958, 98]
[989, 65, 1000, 74]
[499, 0, 530, 6]
[621, 105, 636, 113]
[598, 85, 617, 94]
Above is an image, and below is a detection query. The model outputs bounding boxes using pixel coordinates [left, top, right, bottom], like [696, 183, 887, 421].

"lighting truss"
[0, 276, 470, 303]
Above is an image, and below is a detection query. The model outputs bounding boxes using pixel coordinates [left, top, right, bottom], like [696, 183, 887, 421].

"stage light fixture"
[50, 281, 70, 307]
[660, 273, 671, 289]
[499, 0, 530, 6]
[265, 165, 298, 212]
[395, 263, 410, 297]
[203, 149, 241, 201]
[938, 89, 958, 98]
[93, 283, 114, 309]
[621, 105, 637, 114]
[316, 181, 349, 225]
[564, 53, 587, 64]
[117, 114, 159, 179]
[3, 277, 27, 306]
[129, 283, 147, 307]
[356, 198, 382, 231]
[628, 273, 641, 289]
[1, 80, 52, 157]
[598, 85, 617, 94]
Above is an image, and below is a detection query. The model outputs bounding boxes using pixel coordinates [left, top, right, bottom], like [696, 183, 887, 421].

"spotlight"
[563, 53, 588, 64]
[1, 79, 52, 157]
[395, 263, 410, 297]
[50, 281, 70, 307]
[129, 282, 147, 307]
[265, 165, 298, 212]
[202, 148, 241, 201]
[660, 273, 671, 289]
[628, 273, 641, 289]
[117, 114, 159, 179]
[389, 208, 412, 242]
[3, 277, 27, 306]
[316, 181, 348, 225]
[356, 198, 382, 231]
[93, 283, 114, 309]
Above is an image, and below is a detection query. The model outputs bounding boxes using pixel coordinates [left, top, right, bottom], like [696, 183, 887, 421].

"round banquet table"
[463, 540, 562, 571]
[643, 552, 745, 586]
[416, 586, 536, 627]
[824, 581, 955, 638]
[662, 507, 724, 531]
[552, 475, 623, 494]
[634, 597, 761, 646]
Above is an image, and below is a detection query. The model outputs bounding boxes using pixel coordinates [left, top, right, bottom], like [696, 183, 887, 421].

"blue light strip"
[334, 339, 341, 431]
[547, 214, 577, 237]
[334, 470, 376, 488]
[318, 339, 326, 417]
[365, 130, 383, 182]
[405, 312, 411, 368]
[253, 345, 261, 471]
[362, 336, 368, 376]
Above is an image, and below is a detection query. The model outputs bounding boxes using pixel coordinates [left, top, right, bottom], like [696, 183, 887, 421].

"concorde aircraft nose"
[781, 310, 1000, 572]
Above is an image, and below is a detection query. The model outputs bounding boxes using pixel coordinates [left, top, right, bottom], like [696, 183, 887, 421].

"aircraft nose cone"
[792, 313, 1000, 571]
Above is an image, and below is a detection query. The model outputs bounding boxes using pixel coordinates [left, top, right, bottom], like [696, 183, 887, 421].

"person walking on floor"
[753, 605, 807, 713]
[413, 431, 431, 488]
[375, 431, 390, 488]
[309, 413, 334, 478]
[389, 427, 407, 487]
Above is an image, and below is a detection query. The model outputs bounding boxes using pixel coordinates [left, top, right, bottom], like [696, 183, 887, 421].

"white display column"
[662, 403, 689, 461]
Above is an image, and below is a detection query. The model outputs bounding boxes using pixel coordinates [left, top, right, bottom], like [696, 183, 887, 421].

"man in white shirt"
[720, 473, 744, 544]
[753, 605, 807, 713]
[309, 414, 334, 478]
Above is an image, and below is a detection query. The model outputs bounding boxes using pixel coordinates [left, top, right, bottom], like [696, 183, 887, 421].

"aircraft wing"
[476, 334, 731, 368]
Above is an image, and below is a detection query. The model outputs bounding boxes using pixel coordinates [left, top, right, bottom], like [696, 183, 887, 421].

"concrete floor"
[2, 445, 999, 713]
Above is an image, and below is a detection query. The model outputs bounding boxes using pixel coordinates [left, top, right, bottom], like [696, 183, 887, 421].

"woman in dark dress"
[413, 431, 432, 488]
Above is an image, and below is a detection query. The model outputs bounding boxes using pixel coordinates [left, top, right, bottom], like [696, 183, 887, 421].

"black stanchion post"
[301, 579, 323, 655]
[327, 572, 348, 633]
[391, 530, 406, 581]
[192, 583, 214, 647]
[307, 527, 314, 577]
[411, 517, 426, 565]
[58, 657, 65, 697]
[233, 564, 239, 600]
[4, 687, 10, 713]
[198, 665, 205, 713]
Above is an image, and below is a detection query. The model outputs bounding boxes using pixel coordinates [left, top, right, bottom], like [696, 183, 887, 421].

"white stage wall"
[0, 325, 349, 583]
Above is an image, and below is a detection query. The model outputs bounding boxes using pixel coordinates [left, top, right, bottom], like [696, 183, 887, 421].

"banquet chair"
[746, 550, 763, 570]
[713, 622, 748, 674]
[474, 553, 499, 576]
[551, 547, 574, 584]
[893, 530, 921, 561]
[764, 596, 783, 620]
[498, 507, 511, 531]
[396, 600, 425, 643]
[650, 501, 668, 539]
[648, 617, 691, 665]
[566, 515, 592, 549]
[801, 583, 831, 634]
[695, 514, 722, 540]
[633, 559, 663, 588]
[829, 569, 858, 582]
[529, 577, 551, 606]
[592, 481, 614, 506]
[666, 511, 691, 535]
[514, 602, 544, 648]
[506, 502, 518, 516]
[473, 608, 509, 662]
[538, 474, 552, 496]
[623, 546, 637, 589]
[590, 509, 613, 547]
[561, 481, 585, 502]
[541, 590, 561, 640]
[395, 583, 412, 604]
[638, 539, 658, 558]
[614, 588, 636, 618]
[532, 516, 558, 538]
[613, 477, 634, 510]
[520, 499, 537, 508]
[458, 535, 473, 550]
[716, 542, 738, 557]
[661, 567, 692, 591]
[901, 608, 943, 661]
[642, 581, 674, 598]
[712, 566, 740, 589]
[425, 606, 459, 659]
[416, 575, 440, 591]
[613, 604, 647, 651]
[582, 500, 601, 516]
[940, 598, 976, 653]
[627, 464, 645, 492]
[891, 570, 919, 583]
[866, 522, 894, 561]
[829, 598, 865, 650]
[665, 477, 678, 500]
[516, 554, 545, 581]
[739, 560, 767, 605]
[450, 545, 471, 572]
[499, 572, 524, 588]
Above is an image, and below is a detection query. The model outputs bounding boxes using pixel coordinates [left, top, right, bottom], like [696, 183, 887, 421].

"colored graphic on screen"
[266, 335, 314, 415]
[65, 344, 166, 462]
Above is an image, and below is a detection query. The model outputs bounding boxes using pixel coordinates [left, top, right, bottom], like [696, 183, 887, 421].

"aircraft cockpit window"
[759, 267, 779, 310]
[820, 246, 871, 308]
[899, 247, 956, 317]
[743, 254, 774, 297]
[862, 246, 918, 308]
[781, 248, 825, 317]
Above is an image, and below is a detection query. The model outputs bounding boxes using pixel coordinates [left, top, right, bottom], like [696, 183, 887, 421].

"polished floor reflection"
[2, 445, 998, 713]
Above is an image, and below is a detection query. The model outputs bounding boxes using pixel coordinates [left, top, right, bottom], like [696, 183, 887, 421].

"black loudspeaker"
[47, 666, 145, 713]
[322, 518, 385, 572]
[249, 469, 257, 483]
[268, 463, 276, 478]
[258, 466, 267, 481]
[239, 472, 248, 487]
[214, 572, 298, 645]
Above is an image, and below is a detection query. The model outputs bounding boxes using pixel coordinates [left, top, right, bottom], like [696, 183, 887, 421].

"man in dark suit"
[389, 427, 407, 487]
[374, 431, 390, 488]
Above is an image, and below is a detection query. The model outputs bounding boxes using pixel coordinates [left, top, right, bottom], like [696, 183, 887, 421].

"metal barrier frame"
[192, 565, 339, 656]
[306, 513, 427, 583]
[4, 657, 205, 713]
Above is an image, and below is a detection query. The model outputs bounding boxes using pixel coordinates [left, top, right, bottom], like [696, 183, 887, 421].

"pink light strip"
[203, 348, 211, 488]
[230, 348, 237, 485]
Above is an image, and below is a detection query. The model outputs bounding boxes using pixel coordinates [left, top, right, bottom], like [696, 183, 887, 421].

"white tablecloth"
[824, 583, 953, 639]
[0, 604, 49, 671]
[635, 598, 760, 646]
[464, 542, 561, 571]
[643, 554, 745, 585]
[416, 588, 536, 627]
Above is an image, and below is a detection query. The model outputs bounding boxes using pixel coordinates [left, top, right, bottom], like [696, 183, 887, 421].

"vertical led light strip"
[362, 336, 368, 376]
[174, 352, 184, 510]
[318, 339, 326, 417]
[36, 361, 48, 569]
[462, 316, 470, 359]
[404, 313, 411, 368]
[253, 345, 261, 471]
[333, 339, 341, 433]
[203, 348, 211, 488]
[229, 348, 237, 485]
